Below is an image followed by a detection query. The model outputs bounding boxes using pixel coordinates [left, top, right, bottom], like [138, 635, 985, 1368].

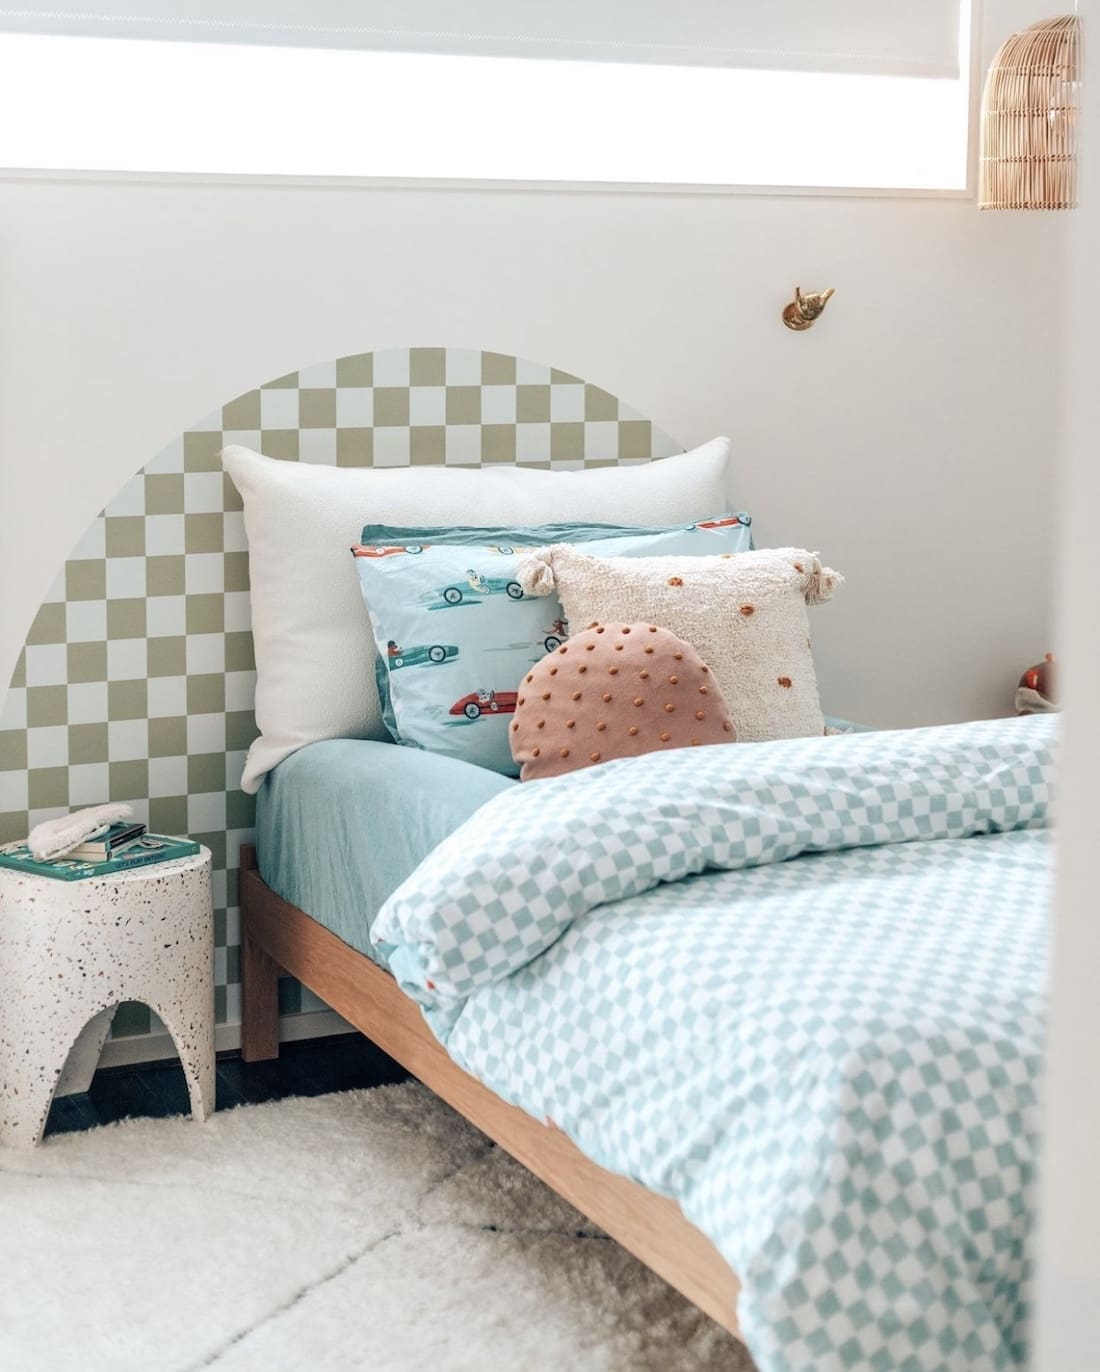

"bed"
[240, 713, 1053, 1372]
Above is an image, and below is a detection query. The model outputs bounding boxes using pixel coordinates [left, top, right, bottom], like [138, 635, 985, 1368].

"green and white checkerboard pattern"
[376, 715, 1055, 1013]
[408, 716, 1055, 1371]
[0, 347, 679, 1045]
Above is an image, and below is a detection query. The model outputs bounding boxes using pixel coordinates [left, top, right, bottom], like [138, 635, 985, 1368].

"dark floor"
[43, 1033, 411, 1138]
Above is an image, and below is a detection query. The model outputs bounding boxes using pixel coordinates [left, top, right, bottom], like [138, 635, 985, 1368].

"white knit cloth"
[518, 546, 842, 743]
[25, 802, 134, 862]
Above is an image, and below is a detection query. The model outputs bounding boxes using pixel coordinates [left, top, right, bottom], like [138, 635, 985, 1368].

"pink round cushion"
[510, 621, 737, 781]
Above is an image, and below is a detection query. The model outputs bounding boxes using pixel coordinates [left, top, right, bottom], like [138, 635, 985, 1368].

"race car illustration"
[429, 569, 525, 607]
[448, 688, 519, 720]
[351, 543, 428, 558]
[542, 616, 570, 652]
[386, 640, 458, 670]
[692, 515, 752, 530]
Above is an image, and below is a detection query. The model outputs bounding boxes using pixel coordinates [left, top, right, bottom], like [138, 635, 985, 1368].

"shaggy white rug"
[1, 1083, 754, 1372]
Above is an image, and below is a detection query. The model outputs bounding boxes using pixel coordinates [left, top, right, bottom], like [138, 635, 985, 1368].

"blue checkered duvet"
[374, 716, 1055, 1371]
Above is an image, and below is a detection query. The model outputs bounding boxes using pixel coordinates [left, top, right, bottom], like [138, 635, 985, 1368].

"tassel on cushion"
[516, 547, 559, 597]
[800, 555, 844, 606]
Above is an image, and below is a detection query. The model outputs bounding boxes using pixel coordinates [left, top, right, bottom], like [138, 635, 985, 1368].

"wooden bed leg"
[239, 844, 281, 1063]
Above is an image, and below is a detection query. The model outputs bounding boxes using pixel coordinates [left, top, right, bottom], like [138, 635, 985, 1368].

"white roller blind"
[0, 3, 963, 78]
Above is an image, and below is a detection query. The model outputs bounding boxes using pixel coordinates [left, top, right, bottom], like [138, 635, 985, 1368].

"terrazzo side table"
[0, 848, 214, 1149]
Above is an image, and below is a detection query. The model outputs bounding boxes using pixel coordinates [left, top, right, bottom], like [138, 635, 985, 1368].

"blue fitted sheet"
[254, 738, 515, 962]
[255, 719, 866, 961]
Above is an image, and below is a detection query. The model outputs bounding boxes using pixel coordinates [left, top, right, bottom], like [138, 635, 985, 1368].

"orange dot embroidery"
[614, 643, 624, 651]
[778, 676, 793, 688]
[669, 675, 679, 685]
[578, 665, 588, 674]
[695, 710, 705, 720]
[560, 747, 570, 758]
[723, 721, 733, 733]
[740, 605, 755, 616]
[602, 692, 612, 702]
[628, 726, 639, 736]
[609, 667, 619, 676]
[699, 686, 709, 695]
[526, 673, 534, 683]
[533, 746, 541, 756]
[585, 643, 595, 652]
[644, 646, 654, 655]
[640, 670, 650, 680]
[659, 731, 671, 742]
[596, 721, 607, 732]
[537, 720, 545, 729]
[673, 652, 683, 661]
[664, 704, 675, 713]
[590, 752, 601, 762]
[512, 722, 518, 731]
[558, 646, 567, 654]
[571, 691, 582, 701]
[648, 625, 658, 632]
[633, 697, 644, 707]
[549, 666, 558, 676]
[668, 576, 683, 587]
[596, 626, 606, 634]
[566, 719, 576, 728]
[518, 696, 525, 706]
[793, 562, 804, 573]
[541, 692, 551, 701]
[621, 626, 631, 634]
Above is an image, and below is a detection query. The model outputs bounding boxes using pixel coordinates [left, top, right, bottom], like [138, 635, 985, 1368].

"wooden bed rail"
[237, 843, 743, 1342]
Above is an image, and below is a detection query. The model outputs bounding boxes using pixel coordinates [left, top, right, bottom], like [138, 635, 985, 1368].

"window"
[0, 3, 973, 191]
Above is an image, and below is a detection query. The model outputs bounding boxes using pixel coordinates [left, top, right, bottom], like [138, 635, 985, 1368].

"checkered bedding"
[375, 716, 1055, 1370]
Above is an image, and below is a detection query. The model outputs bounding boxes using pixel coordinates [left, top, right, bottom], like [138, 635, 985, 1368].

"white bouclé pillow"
[223, 439, 730, 792]
[517, 544, 842, 743]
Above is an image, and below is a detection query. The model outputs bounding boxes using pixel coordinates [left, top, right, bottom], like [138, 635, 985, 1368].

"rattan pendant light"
[979, 14, 1081, 210]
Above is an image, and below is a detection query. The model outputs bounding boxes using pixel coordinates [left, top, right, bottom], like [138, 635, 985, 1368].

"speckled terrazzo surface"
[0, 850, 214, 1147]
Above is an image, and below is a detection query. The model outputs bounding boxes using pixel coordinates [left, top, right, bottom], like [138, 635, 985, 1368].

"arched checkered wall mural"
[0, 348, 681, 1046]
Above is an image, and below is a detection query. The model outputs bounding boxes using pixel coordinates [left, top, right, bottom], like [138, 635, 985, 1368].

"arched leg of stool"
[55, 1006, 118, 1098]
[0, 1001, 119, 1150]
[150, 1003, 216, 1124]
[0, 1061, 65, 1150]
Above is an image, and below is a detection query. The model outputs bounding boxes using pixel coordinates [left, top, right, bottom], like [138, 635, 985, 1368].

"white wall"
[1036, 2, 1100, 1365]
[0, 2, 1068, 729]
[0, 179, 1064, 729]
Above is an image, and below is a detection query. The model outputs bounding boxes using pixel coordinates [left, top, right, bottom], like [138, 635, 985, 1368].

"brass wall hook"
[782, 286, 835, 331]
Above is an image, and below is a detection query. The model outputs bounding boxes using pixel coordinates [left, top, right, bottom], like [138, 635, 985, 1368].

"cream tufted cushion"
[517, 545, 842, 744]
[510, 622, 736, 780]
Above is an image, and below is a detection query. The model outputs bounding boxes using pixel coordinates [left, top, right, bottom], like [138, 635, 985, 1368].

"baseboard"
[97, 1009, 355, 1071]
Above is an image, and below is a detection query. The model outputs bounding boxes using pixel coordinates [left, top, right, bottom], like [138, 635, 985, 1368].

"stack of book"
[0, 823, 200, 882]
[67, 819, 148, 861]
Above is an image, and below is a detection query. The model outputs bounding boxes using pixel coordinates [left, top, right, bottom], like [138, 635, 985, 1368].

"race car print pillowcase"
[352, 517, 753, 774]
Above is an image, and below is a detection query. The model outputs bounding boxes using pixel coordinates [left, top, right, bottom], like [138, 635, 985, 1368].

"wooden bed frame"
[238, 843, 743, 1341]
